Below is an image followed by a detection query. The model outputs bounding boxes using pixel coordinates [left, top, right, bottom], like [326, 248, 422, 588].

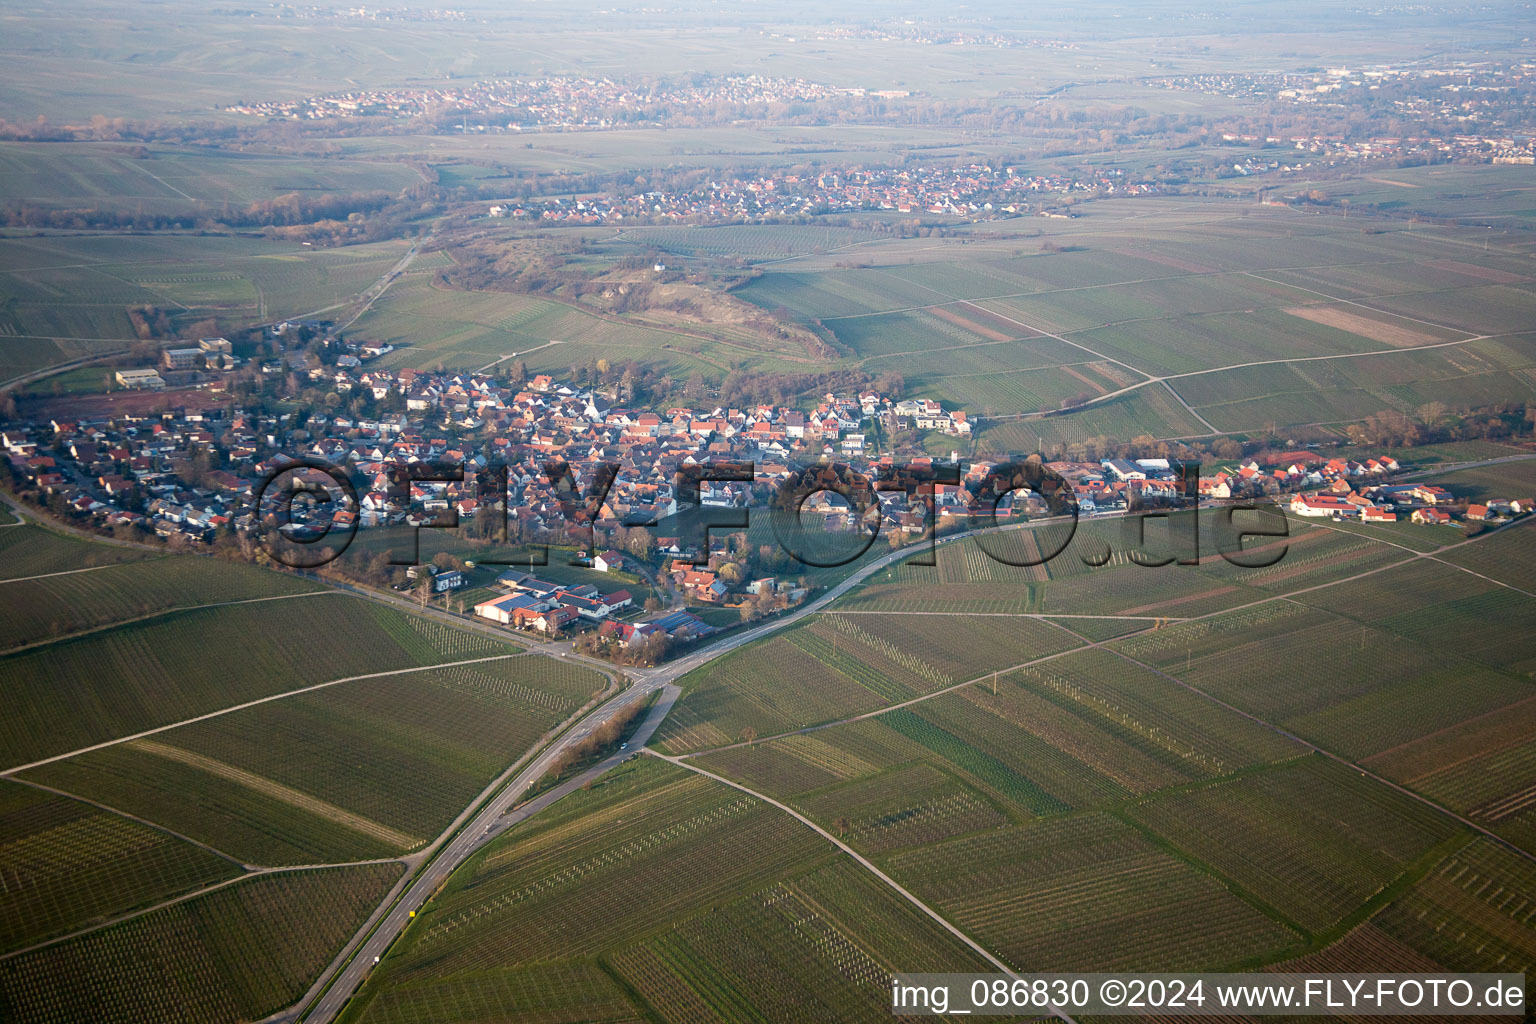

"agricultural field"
[650, 625, 894, 753]
[709, 197, 1536, 444]
[1413, 457, 1536, 501]
[0, 142, 423, 212]
[1175, 337, 1536, 434]
[0, 779, 241, 955]
[0, 233, 414, 344]
[0, 337, 126, 386]
[882, 811, 1301, 971]
[23, 654, 602, 865]
[340, 758, 1012, 1024]
[1283, 164, 1536, 230]
[652, 612, 1084, 754]
[1363, 696, 1536, 854]
[1295, 555, 1536, 676]
[833, 514, 1291, 618]
[1436, 518, 1536, 591]
[0, 863, 402, 1024]
[1128, 756, 1459, 933]
[1111, 590, 1536, 761]
[0, 524, 150, 582]
[353, 271, 811, 380]
[1370, 837, 1536, 979]
[0, 555, 320, 652]
[613, 224, 883, 261]
[0, 593, 518, 770]
[696, 643, 1304, 844]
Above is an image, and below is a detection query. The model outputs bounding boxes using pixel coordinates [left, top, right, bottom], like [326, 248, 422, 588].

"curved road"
[293, 512, 1084, 1023]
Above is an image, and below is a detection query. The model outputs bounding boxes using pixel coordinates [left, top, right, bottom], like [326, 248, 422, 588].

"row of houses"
[1291, 484, 1532, 524]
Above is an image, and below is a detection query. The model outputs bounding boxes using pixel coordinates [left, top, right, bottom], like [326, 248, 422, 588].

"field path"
[0, 558, 169, 585]
[651, 750, 1081, 1022]
[128, 739, 421, 850]
[0, 589, 336, 657]
[679, 514, 1535, 760]
[0, 651, 528, 777]
[0, 857, 404, 965]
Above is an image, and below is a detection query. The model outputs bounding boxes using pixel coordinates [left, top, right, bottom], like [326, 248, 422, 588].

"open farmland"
[1129, 756, 1459, 933]
[693, 636, 1307, 837]
[652, 613, 1084, 753]
[0, 555, 320, 652]
[0, 233, 415, 345]
[0, 337, 126, 386]
[0, 142, 423, 212]
[614, 224, 883, 261]
[22, 655, 605, 865]
[882, 811, 1300, 970]
[713, 198, 1536, 441]
[0, 779, 241, 955]
[339, 758, 1014, 1024]
[0, 525, 150, 582]
[353, 271, 812, 380]
[1295, 554, 1536, 677]
[0, 863, 402, 1024]
[1370, 837, 1536, 979]
[832, 514, 1293, 618]
[0, 593, 518, 770]
[1112, 586, 1536, 761]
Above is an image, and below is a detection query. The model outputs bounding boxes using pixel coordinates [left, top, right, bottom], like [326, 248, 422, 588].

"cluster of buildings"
[1197, 450, 1529, 526]
[1170, 62, 1536, 169]
[223, 74, 843, 127]
[472, 569, 634, 635]
[1288, 478, 1530, 525]
[776, 26, 1077, 49]
[1223, 132, 1536, 172]
[1, 414, 241, 544]
[470, 565, 723, 651]
[8, 353, 1526, 606]
[509, 164, 1157, 226]
[238, 5, 469, 22]
[0, 361, 982, 567]
[115, 338, 239, 391]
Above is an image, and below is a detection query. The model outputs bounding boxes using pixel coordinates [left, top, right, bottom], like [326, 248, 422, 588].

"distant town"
[224, 74, 852, 127]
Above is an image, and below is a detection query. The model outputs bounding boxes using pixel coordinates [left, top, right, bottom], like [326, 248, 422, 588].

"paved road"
[335, 239, 426, 334]
[292, 510, 1108, 1023]
[294, 683, 679, 1024]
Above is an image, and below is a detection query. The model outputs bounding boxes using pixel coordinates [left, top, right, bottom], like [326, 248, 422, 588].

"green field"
[883, 811, 1300, 970]
[0, 779, 241, 955]
[0, 525, 151, 582]
[0, 863, 402, 1024]
[713, 198, 1536, 437]
[351, 271, 811, 379]
[0, 142, 423, 212]
[1128, 756, 1458, 932]
[0, 555, 320, 651]
[340, 758, 1011, 1024]
[24, 655, 605, 864]
[652, 613, 1085, 753]
[0, 233, 414, 346]
[0, 593, 518, 769]
[1112, 596, 1533, 762]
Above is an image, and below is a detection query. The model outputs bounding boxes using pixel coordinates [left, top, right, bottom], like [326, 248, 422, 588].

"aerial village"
[2, 348, 1528, 661]
[491, 164, 1157, 226]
